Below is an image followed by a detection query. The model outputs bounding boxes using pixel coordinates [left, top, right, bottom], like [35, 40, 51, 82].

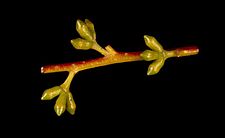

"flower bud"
[140, 50, 159, 61]
[76, 19, 95, 41]
[41, 86, 62, 100]
[147, 58, 165, 75]
[144, 35, 163, 52]
[71, 38, 93, 50]
[66, 92, 76, 115]
[85, 19, 96, 40]
[54, 92, 67, 116]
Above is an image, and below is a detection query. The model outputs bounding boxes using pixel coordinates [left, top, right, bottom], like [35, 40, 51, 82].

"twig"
[40, 19, 199, 116]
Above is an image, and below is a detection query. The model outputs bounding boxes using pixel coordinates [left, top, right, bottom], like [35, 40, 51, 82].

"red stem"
[41, 46, 199, 74]
[41, 51, 143, 73]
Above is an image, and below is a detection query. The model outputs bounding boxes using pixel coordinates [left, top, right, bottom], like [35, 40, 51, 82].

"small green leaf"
[85, 19, 96, 40]
[76, 19, 95, 41]
[54, 92, 67, 116]
[41, 86, 62, 100]
[67, 92, 76, 115]
[140, 50, 159, 61]
[71, 38, 93, 50]
[147, 57, 165, 75]
[144, 35, 163, 52]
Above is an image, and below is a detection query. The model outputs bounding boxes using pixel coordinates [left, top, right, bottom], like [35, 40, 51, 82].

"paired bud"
[54, 91, 77, 116]
[71, 38, 93, 50]
[76, 19, 96, 41]
[144, 35, 163, 52]
[41, 86, 62, 100]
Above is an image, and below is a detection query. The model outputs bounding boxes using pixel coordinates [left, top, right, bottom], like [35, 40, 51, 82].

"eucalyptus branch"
[41, 19, 199, 116]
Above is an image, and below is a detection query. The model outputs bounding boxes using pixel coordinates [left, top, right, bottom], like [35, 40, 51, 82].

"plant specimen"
[41, 19, 199, 116]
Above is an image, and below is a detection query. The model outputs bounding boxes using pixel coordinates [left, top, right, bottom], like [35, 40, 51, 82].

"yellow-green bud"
[66, 92, 76, 115]
[147, 58, 165, 75]
[144, 35, 163, 52]
[54, 92, 67, 116]
[71, 38, 93, 50]
[76, 19, 95, 41]
[140, 50, 159, 61]
[41, 86, 62, 100]
[85, 19, 96, 40]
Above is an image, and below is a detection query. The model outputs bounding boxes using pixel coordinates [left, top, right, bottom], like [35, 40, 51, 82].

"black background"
[1, 1, 222, 136]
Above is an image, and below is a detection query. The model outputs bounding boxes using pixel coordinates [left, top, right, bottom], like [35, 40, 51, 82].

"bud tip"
[41, 94, 46, 100]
